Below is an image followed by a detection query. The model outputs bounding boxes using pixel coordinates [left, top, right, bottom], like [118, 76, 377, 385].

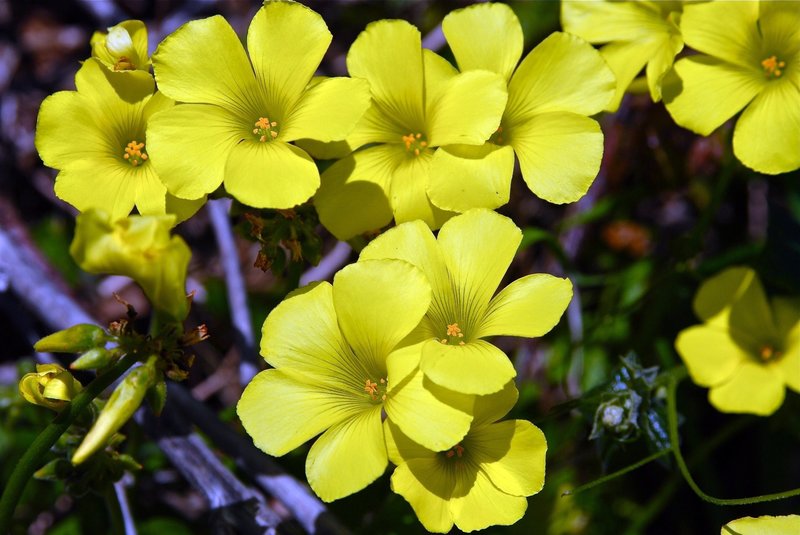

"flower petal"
[133, 164, 167, 216]
[384, 419, 433, 465]
[709, 361, 785, 416]
[451, 468, 527, 532]
[479, 274, 572, 338]
[281, 77, 370, 143]
[390, 152, 455, 228]
[506, 32, 615, 118]
[146, 104, 240, 200]
[469, 420, 546, 497]
[663, 56, 764, 136]
[385, 349, 473, 452]
[306, 407, 386, 502]
[723, 515, 800, 535]
[247, 2, 331, 115]
[561, 0, 670, 43]
[733, 81, 800, 174]
[443, 2, 522, 82]
[773, 298, 800, 392]
[152, 15, 257, 114]
[333, 260, 432, 374]
[599, 39, 664, 111]
[427, 70, 507, 148]
[510, 111, 604, 204]
[224, 141, 319, 209]
[237, 369, 357, 457]
[680, 1, 760, 68]
[427, 143, 514, 213]
[390, 458, 455, 533]
[421, 339, 516, 395]
[314, 145, 399, 240]
[438, 209, 521, 324]
[54, 158, 137, 221]
[347, 19, 425, 129]
[165, 193, 206, 224]
[645, 33, 683, 102]
[472, 380, 519, 427]
[675, 325, 748, 387]
[423, 49, 458, 106]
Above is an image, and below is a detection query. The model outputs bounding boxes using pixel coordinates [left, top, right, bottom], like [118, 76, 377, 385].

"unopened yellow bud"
[34, 324, 107, 353]
[19, 364, 83, 411]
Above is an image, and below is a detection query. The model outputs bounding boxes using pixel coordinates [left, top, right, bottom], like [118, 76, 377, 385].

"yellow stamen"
[761, 55, 786, 78]
[489, 125, 504, 145]
[759, 345, 781, 361]
[402, 132, 428, 156]
[123, 140, 148, 166]
[445, 443, 464, 459]
[364, 378, 388, 401]
[446, 323, 463, 337]
[253, 116, 279, 142]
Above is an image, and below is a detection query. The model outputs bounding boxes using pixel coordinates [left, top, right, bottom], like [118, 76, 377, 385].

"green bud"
[116, 453, 143, 472]
[72, 358, 157, 465]
[146, 377, 167, 416]
[34, 324, 107, 353]
[34, 458, 72, 481]
[19, 364, 83, 411]
[71, 347, 115, 370]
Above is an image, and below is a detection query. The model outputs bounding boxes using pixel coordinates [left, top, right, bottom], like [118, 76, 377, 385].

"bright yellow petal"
[133, 164, 167, 216]
[663, 56, 764, 136]
[510, 111, 603, 204]
[451, 468, 527, 532]
[443, 2, 522, 82]
[390, 458, 456, 533]
[54, 158, 137, 221]
[645, 33, 683, 102]
[773, 298, 800, 392]
[306, 407, 386, 502]
[479, 274, 572, 338]
[723, 515, 800, 535]
[333, 260, 432, 374]
[507, 32, 615, 118]
[237, 369, 357, 457]
[247, 2, 330, 115]
[165, 193, 206, 224]
[421, 339, 516, 395]
[223, 141, 318, 208]
[347, 19, 425, 130]
[385, 352, 473, 452]
[390, 151, 454, 228]
[675, 325, 748, 388]
[733, 81, 800, 174]
[427, 70, 507, 148]
[468, 420, 546, 497]
[423, 49, 458, 107]
[280, 77, 370, 143]
[152, 15, 257, 114]
[146, 104, 240, 200]
[681, 1, 760, 68]
[709, 361, 785, 416]
[427, 143, 514, 213]
[599, 39, 663, 111]
[437, 209, 520, 329]
[314, 145, 399, 240]
[561, 0, 669, 43]
[76, 57, 154, 106]
[347, 102, 408, 150]
[35, 92, 111, 169]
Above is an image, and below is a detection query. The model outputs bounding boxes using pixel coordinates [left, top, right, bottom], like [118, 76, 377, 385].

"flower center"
[439, 322, 466, 346]
[364, 377, 387, 402]
[402, 132, 428, 156]
[444, 443, 464, 459]
[761, 55, 786, 78]
[253, 117, 279, 142]
[488, 125, 505, 145]
[758, 344, 782, 362]
[123, 140, 148, 166]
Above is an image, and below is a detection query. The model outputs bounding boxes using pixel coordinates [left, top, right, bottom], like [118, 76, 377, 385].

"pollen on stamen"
[123, 140, 148, 167]
[445, 443, 464, 459]
[364, 378, 388, 401]
[253, 117, 279, 142]
[761, 55, 786, 78]
[759, 345, 781, 361]
[402, 132, 428, 156]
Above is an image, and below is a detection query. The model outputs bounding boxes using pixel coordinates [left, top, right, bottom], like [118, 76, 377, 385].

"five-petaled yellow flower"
[238, 260, 474, 502]
[147, 1, 370, 209]
[434, 3, 616, 212]
[664, 0, 800, 174]
[386, 382, 547, 533]
[360, 209, 573, 395]
[676, 267, 800, 416]
[90, 19, 153, 85]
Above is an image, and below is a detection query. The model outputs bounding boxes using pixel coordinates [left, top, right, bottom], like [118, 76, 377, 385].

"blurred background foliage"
[1, 0, 799, 534]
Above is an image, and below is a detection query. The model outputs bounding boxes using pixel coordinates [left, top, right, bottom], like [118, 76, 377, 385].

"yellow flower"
[238, 260, 474, 502]
[432, 3, 616, 211]
[19, 364, 83, 411]
[675, 267, 800, 416]
[147, 1, 370, 208]
[360, 209, 572, 395]
[386, 382, 546, 532]
[562, 0, 685, 111]
[35, 59, 203, 222]
[312, 18, 508, 239]
[664, 1, 800, 174]
[90, 20, 153, 84]
[722, 515, 800, 535]
[70, 209, 191, 321]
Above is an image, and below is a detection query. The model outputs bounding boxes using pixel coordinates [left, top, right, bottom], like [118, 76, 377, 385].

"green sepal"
[71, 357, 157, 465]
[34, 324, 107, 353]
[71, 347, 114, 370]
[33, 458, 72, 481]
[146, 376, 167, 416]
[115, 453, 143, 472]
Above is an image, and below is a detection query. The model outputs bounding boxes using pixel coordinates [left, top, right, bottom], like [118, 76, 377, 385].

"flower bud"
[19, 364, 83, 411]
[105, 25, 135, 59]
[71, 347, 115, 370]
[34, 324, 107, 353]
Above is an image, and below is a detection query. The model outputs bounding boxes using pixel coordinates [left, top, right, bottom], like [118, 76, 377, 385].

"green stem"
[667, 371, 800, 505]
[0, 352, 139, 531]
[563, 449, 671, 497]
[103, 484, 124, 535]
